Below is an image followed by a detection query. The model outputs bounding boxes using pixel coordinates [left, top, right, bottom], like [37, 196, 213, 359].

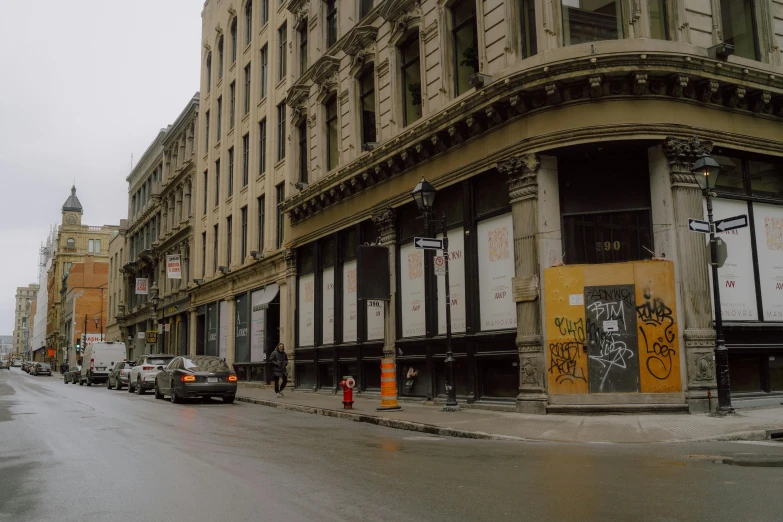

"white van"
[80, 342, 127, 386]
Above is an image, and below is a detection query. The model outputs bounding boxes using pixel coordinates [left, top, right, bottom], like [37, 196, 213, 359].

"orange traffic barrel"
[377, 357, 402, 411]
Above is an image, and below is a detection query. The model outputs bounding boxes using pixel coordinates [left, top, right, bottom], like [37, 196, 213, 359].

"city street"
[2, 369, 783, 522]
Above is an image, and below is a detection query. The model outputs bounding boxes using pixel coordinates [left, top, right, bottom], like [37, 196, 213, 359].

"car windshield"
[121, 362, 134, 369]
[146, 358, 173, 365]
[182, 357, 230, 372]
[39, 364, 50, 369]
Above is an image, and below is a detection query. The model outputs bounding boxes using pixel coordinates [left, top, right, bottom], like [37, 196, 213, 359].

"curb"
[236, 396, 528, 441]
[236, 395, 783, 444]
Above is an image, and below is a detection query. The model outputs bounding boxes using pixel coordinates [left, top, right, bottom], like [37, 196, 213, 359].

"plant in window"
[407, 82, 422, 106]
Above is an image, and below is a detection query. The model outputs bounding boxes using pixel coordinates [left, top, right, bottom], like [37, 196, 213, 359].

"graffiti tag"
[548, 342, 586, 384]
[554, 317, 585, 344]
[636, 290, 676, 381]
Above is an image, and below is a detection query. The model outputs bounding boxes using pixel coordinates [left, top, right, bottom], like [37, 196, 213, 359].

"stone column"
[371, 208, 397, 358]
[225, 295, 236, 367]
[282, 249, 297, 380]
[663, 137, 718, 413]
[499, 153, 548, 414]
[189, 306, 198, 356]
[185, 180, 193, 218]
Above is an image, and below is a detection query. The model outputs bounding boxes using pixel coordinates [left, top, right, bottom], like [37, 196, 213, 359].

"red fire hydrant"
[340, 376, 356, 409]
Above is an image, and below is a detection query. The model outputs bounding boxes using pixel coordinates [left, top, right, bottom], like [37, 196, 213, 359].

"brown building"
[60, 256, 109, 365]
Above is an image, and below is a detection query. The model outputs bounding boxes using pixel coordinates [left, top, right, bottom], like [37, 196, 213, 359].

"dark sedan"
[31, 363, 52, 376]
[154, 356, 238, 404]
[107, 361, 135, 390]
[64, 365, 82, 384]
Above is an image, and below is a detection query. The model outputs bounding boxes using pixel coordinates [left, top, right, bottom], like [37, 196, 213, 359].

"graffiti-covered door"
[585, 285, 640, 393]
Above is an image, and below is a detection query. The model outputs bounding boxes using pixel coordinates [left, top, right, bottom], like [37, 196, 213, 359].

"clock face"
[66, 214, 78, 225]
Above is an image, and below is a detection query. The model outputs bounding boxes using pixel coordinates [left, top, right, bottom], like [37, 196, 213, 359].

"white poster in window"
[135, 278, 148, 295]
[219, 300, 228, 359]
[437, 228, 466, 334]
[706, 199, 757, 321]
[477, 213, 517, 331]
[752, 202, 783, 321]
[343, 261, 358, 343]
[400, 242, 426, 337]
[322, 267, 335, 344]
[298, 273, 315, 346]
[166, 255, 182, 279]
[366, 300, 385, 341]
[250, 289, 266, 361]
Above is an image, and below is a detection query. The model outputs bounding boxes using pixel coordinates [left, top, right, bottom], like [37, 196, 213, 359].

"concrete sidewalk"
[235, 385, 783, 443]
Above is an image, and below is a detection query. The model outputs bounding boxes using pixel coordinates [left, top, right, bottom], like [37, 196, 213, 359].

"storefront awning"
[252, 284, 280, 311]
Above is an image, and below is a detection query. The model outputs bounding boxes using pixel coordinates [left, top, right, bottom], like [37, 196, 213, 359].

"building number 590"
[596, 241, 621, 252]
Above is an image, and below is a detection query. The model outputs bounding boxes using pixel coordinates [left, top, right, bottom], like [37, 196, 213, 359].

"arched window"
[66, 238, 75, 249]
[245, 0, 253, 45]
[217, 36, 224, 79]
[206, 52, 212, 94]
[230, 18, 238, 64]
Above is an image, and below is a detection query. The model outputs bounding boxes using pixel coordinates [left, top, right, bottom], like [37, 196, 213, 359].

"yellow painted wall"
[544, 260, 681, 394]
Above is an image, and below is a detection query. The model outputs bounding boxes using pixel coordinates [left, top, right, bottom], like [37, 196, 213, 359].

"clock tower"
[62, 185, 83, 227]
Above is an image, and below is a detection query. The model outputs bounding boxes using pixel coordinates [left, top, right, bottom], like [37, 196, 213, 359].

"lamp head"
[411, 178, 437, 212]
[691, 153, 721, 191]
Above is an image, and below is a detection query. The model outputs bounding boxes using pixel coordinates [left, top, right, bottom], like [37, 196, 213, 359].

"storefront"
[159, 298, 190, 356]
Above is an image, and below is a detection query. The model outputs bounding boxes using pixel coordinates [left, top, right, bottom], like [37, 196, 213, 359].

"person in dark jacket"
[270, 343, 288, 397]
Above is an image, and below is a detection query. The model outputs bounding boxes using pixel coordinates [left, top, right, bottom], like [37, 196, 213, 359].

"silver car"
[128, 354, 175, 395]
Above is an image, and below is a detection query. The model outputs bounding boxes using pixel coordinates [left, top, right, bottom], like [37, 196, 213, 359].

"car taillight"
[227, 375, 237, 382]
[90, 358, 94, 370]
[181, 375, 196, 382]
[142, 366, 154, 370]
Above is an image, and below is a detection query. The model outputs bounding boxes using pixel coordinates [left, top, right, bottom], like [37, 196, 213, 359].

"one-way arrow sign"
[688, 219, 710, 233]
[715, 214, 748, 232]
[414, 237, 443, 250]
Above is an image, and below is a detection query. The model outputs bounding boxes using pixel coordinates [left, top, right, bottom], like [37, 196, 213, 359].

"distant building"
[31, 225, 58, 356]
[13, 284, 38, 358]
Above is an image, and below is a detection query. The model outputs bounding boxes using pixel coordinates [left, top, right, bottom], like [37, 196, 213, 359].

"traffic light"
[75, 340, 80, 353]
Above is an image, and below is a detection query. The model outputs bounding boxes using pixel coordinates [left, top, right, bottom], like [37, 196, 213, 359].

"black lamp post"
[412, 178, 459, 411]
[94, 315, 103, 340]
[691, 151, 733, 413]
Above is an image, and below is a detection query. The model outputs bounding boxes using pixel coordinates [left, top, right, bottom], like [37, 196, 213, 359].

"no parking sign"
[434, 255, 445, 276]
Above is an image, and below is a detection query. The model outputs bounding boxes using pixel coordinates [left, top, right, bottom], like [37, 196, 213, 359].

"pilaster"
[499, 153, 548, 414]
[282, 249, 297, 379]
[224, 296, 236, 367]
[188, 306, 197, 357]
[663, 136, 718, 412]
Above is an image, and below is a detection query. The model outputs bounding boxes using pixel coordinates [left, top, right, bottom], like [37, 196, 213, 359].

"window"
[230, 18, 238, 63]
[95, 239, 101, 254]
[217, 36, 224, 79]
[299, 23, 308, 75]
[206, 52, 212, 94]
[88, 239, 95, 253]
[298, 120, 308, 182]
[244, 64, 251, 114]
[325, 97, 339, 171]
[649, 0, 668, 40]
[241, 206, 248, 261]
[276, 183, 284, 248]
[259, 119, 267, 174]
[563, 0, 623, 46]
[245, 0, 253, 45]
[66, 238, 75, 249]
[359, 67, 376, 147]
[205, 110, 210, 150]
[213, 224, 219, 273]
[262, 0, 269, 24]
[242, 134, 250, 186]
[278, 23, 287, 80]
[203, 170, 208, 214]
[277, 103, 286, 161]
[720, 0, 759, 61]
[215, 159, 221, 206]
[230, 81, 236, 128]
[228, 148, 234, 197]
[217, 97, 222, 140]
[257, 195, 265, 250]
[202, 232, 207, 277]
[519, 0, 537, 57]
[360, 0, 373, 18]
[326, 0, 337, 48]
[260, 46, 268, 98]
[400, 33, 422, 126]
[227, 215, 233, 266]
[451, 0, 478, 96]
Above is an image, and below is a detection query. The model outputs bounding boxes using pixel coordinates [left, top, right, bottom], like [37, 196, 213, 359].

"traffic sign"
[715, 237, 728, 268]
[715, 214, 748, 232]
[688, 219, 710, 233]
[434, 255, 446, 276]
[414, 237, 443, 250]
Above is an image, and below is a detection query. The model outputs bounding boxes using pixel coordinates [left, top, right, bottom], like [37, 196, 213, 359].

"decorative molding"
[663, 136, 714, 177]
[371, 207, 396, 244]
[378, 0, 419, 21]
[500, 153, 540, 204]
[339, 25, 379, 57]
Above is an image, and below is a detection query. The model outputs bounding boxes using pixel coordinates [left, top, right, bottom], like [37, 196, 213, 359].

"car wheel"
[136, 378, 144, 395]
[116, 381, 123, 391]
[79, 379, 83, 386]
[222, 395, 235, 404]
[154, 384, 163, 400]
[63, 375, 68, 384]
[107, 378, 113, 390]
[170, 386, 180, 404]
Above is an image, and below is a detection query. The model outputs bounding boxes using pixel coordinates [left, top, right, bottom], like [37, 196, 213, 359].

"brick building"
[61, 256, 109, 365]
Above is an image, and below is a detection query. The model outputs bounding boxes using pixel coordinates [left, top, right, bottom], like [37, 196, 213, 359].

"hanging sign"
[166, 255, 182, 279]
[135, 278, 149, 295]
[433, 255, 446, 276]
[145, 331, 158, 344]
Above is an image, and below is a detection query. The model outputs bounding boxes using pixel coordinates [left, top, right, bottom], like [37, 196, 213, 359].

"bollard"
[377, 358, 402, 411]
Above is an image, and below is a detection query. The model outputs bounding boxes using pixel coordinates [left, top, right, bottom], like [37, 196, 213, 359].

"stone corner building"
[266, 0, 783, 413]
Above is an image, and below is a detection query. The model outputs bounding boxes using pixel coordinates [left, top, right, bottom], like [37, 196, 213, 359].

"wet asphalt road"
[2, 368, 783, 522]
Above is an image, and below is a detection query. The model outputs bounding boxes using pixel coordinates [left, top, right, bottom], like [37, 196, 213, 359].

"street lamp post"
[691, 151, 733, 414]
[94, 315, 102, 341]
[412, 178, 459, 412]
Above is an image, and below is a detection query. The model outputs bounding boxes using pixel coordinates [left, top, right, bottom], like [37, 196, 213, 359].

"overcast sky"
[0, 1, 202, 335]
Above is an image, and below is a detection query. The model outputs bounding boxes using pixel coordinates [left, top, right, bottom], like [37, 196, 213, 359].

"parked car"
[64, 365, 82, 384]
[154, 356, 238, 404]
[1, 361, 9, 370]
[129, 354, 175, 395]
[31, 362, 52, 376]
[22, 361, 32, 373]
[79, 342, 127, 386]
[107, 361, 136, 390]
[12, 359, 22, 367]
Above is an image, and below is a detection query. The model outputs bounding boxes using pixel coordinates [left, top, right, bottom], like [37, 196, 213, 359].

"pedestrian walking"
[270, 343, 288, 398]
